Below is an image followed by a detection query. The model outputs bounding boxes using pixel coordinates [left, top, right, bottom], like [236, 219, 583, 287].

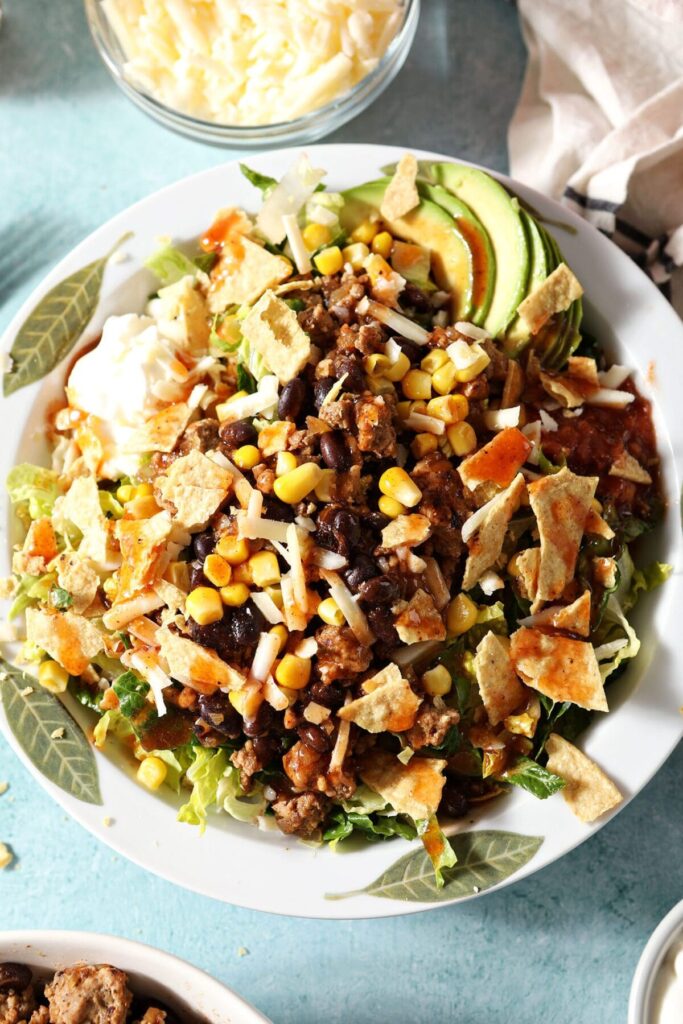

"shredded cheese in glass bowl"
[84, 0, 420, 145]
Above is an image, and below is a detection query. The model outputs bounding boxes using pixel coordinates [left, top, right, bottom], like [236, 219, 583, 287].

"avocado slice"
[542, 298, 583, 369]
[416, 182, 495, 326]
[427, 162, 530, 338]
[340, 179, 475, 321]
[504, 210, 550, 354]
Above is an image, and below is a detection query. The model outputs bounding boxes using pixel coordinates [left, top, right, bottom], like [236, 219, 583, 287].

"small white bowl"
[0, 931, 270, 1024]
[629, 900, 683, 1024]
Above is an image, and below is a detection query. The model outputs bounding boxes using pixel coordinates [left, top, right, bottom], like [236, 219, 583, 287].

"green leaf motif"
[0, 658, 101, 805]
[326, 830, 543, 903]
[3, 232, 132, 396]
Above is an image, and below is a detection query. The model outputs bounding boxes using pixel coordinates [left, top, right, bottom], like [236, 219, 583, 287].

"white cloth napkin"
[508, 0, 683, 313]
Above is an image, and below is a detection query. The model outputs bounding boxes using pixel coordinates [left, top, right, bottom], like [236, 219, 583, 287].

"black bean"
[344, 554, 378, 592]
[193, 719, 224, 748]
[229, 602, 264, 647]
[331, 508, 360, 547]
[198, 692, 242, 739]
[401, 281, 431, 312]
[398, 339, 422, 365]
[367, 607, 399, 645]
[192, 531, 215, 561]
[357, 574, 400, 606]
[309, 680, 345, 709]
[278, 378, 308, 421]
[262, 495, 295, 523]
[218, 419, 256, 450]
[334, 353, 364, 393]
[189, 618, 238, 662]
[252, 735, 277, 764]
[441, 783, 469, 819]
[189, 559, 209, 589]
[313, 377, 336, 409]
[243, 702, 274, 737]
[298, 723, 332, 753]
[319, 430, 351, 471]
[0, 964, 32, 993]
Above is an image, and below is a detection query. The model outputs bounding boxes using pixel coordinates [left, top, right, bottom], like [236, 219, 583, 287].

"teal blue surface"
[0, 2, 681, 1021]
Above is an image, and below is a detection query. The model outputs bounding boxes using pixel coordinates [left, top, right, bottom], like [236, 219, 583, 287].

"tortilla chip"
[208, 236, 292, 313]
[53, 552, 99, 614]
[515, 548, 540, 602]
[24, 519, 59, 562]
[157, 449, 233, 531]
[338, 669, 420, 733]
[361, 663, 402, 693]
[257, 419, 295, 457]
[102, 589, 165, 630]
[567, 356, 599, 385]
[458, 428, 532, 491]
[584, 507, 615, 540]
[360, 749, 447, 820]
[241, 290, 311, 384]
[157, 628, 245, 695]
[381, 153, 419, 221]
[474, 632, 526, 726]
[517, 263, 583, 334]
[525, 590, 592, 637]
[61, 475, 110, 565]
[154, 578, 187, 614]
[393, 588, 446, 645]
[609, 450, 652, 485]
[155, 276, 210, 352]
[539, 371, 587, 409]
[123, 402, 192, 454]
[510, 627, 608, 712]
[26, 607, 103, 676]
[462, 473, 526, 590]
[545, 733, 622, 822]
[593, 556, 617, 590]
[381, 514, 432, 550]
[114, 511, 172, 601]
[528, 467, 597, 610]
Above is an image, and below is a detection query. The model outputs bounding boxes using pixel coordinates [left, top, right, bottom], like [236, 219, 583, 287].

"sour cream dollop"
[651, 938, 683, 1024]
[67, 314, 181, 478]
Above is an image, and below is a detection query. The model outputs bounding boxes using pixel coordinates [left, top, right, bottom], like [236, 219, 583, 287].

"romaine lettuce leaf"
[239, 163, 277, 197]
[112, 671, 150, 718]
[7, 464, 62, 520]
[323, 808, 417, 847]
[177, 747, 230, 833]
[9, 573, 54, 620]
[145, 245, 198, 287]
[93, 708, 134, 749]
[417, 815, 457, 887]
[216, 766, 266, 822]
[148, 746, 194, 793]
[501, 756, 565, 799]
[595, 595, 640, 682]
[623, 560, 671, 614]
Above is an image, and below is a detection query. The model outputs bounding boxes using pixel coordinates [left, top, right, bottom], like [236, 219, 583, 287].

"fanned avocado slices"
[340, 179, 475, 322]
[504, 209, 549, 354]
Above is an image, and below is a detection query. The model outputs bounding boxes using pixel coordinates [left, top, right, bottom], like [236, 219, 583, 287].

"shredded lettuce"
[149, 747, 194, 794]
[9, 574, 54, 620]
[466, 601, 508, 647]
[99, 490, 124, 519]
[216, 766, 266, 822]
[239, 163, 277, 197]
[623, 560, 671, 614]
[501, 756, 566, 799]
[145, 245, 198, 287]
[418, 816, 457, 887]
[178, 747, 263, 832]
[7, 464, 62, 521]
[596, 595, 640, 681]
[93, 709, 134, 749]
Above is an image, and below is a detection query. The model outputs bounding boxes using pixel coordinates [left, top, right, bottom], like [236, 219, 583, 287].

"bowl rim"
[628, 899, 683, 1024]
[83, 0, 420, 142]
[0, 929, 271, 1023]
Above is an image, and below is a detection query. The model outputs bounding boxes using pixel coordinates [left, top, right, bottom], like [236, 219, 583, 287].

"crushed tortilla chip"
[157, 449, 233, 531]
[584, 506, 615, 540]
[53, 552, 99, 614]
[361, 663, 402, 693]
[114, 511, 172, 601]
[154, 578, 187, 613]
[510, 627, 608, 712]
[381, 513, 431, 550]
[157, 628, 246, 694]
[462, 473, 526, 590]
[24, 518, 59, 562]
[539, 370, 590, 409]
[123, 402, 192, 454]
[338, 666, 420, 733]
[26, 607, 103, 676]
[528, 467, 597, 610]
[545, 733, 622, 822]
[474, 632, 526, 726]
[241, 290, 311, 383]
[524, 590, 591, 637]
[393, 588, 446, 645]
[517, 262, 583, 335]
[458, 428, 532, 491]
[608, 450, 652, 485]
[359, 748, 447, 821]
[514, 548, 540, 601]
[381, 153, 419, 222]
[61, 475, 110, 565]
[155, 276, 210, 352]
[567, 356, 599, 385]
[208, 235, 292, 313]
[257, 419, 295, 456]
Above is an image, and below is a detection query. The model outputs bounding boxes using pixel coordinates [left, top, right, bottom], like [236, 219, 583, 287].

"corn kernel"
[378, 495, 406, 518]
[103, 576, 118, 600]
[278, 685, 300, 706]
[137, 756, 167, 791]
[341, 242, 370, 269]
[411, 433, 439, 459]
[232, 562, 252, 584]
[273, 462, 323, 504]
[269, 624, 289, 653]
[364, 353, 392, 377]
[275, 451, 298, 476]
[421, 349, 449, 373]
[38, 659, 69, 694]
[431, 361, 460, 395]
[233, 445, 261, 470]
[384, 351, 410, 382]
[275, 653, 311, 690]
[127, 495, 162, 519]
[202, 553, 232, 588]
[215, 535, 250, 565]
[371, 231, 394, 259]
[446, 421, 477, 456]
[186, 586, 224, 625]
[302, 222, 332, 250]
[402, 369, 432, 400]
[314, 246, 344, 276]
[116, 483, 135, 503]
[318, 597, 345, 627]
[134, 482, 154, 498]
[363, 252, 393, 285]
[422, 665, 453, 697]
[249, 550, 281, 587]
[314, 468, 335, 503]
[397, 400, 412, 419]
[265, 585, 284, 609]
[446, 593, 478, 636]
[220, 583, 251, 607]
[410, 400, 428, 415]
[507, 552, 524, 579]
[351, 219, 379, 245]
[379, 467, 422, 508]
[229, 688, 264, 718]
[454, 357, 490, 383]
[427, 394, 469, 425]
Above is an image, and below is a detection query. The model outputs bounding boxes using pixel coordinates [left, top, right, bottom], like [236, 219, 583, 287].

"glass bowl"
[84, 0, 420, 147]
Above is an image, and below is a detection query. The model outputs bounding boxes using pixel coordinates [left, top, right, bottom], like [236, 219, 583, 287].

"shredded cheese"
[598, 365, 631, 389]
[320, 569, 374, 645]
[282, 213, 312, 275]
[584, 388, 635, 408]
[356, 296, 430, 345]
[454, 321, 492, 341]
[129, 651, 168, 717]
[403, 411, 445, 435]
[250, 591, 284, 625]
[483, 406, 521, 431]
[250, 632, 281, 682]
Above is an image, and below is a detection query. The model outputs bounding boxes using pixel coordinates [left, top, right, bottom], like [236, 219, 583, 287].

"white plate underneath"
[1, 144, 682, 918]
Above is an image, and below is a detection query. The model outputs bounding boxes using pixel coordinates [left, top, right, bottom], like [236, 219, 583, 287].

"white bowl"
[629, 900, 683, 1024]
[1, 144, 682, 918]
[0, 930, 270, 1023]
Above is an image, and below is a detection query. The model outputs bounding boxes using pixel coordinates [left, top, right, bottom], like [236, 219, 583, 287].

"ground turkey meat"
[230, 739, 264, 792]
[314, 625, 372, 684]
[0, 988, 36, 1024]
[412, 453, 476, 558]
[405, 703, 460, 751]
[137, 1009, 167, 1024]
[44, 965, 132, 1024]
[176, 418, 219, 455]
[272, 792, 329, 838]
[354, 393, 397, 456]
[297, 299, 336, 345]
[28, 1011, 48, 1024]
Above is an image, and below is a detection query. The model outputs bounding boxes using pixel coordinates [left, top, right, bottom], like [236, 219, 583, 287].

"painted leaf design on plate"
[0, 658, 101, 805]
[327, 830, 543, 902]
[3, 232, 132, 396]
